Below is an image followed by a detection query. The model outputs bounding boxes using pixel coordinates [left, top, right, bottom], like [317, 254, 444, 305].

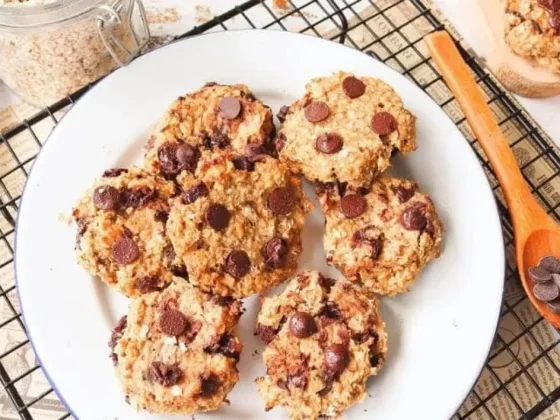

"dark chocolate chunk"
[400, 203, 428, 231]
[150, 362, 183, 387]
[204, 333, 240, 360]
[102, 168, 127, 178]
[340, 194, 367, 219]
[316, 133, 343, 154]
[528, 266, 552, 283]
[182, 183, 209, 204]
[225, 250, 251, 279]
[200, 372, 221, 397]
[371, 112, 397, 135]
[205, 204, 230, 231]
[159, 309, 187, 336]
[111, 234, 139, 265]
[539, 255, 560, 274]
[342, 76, 366, 98]
[219, 96, 242, 120]
[392, 184, 417, 203]
[304, 101, 330, 123]
[289, 312, 318, 338]
[255, 323, 278, 344]
[324, 344, 350, 377]
[136, 276, 162, 293]
[533, 282, 559, 302]
[93, 186, 120, 211]
[277, 105, 290, 123]
[268, 187, 296, 215]
[265, 238, 288, 268]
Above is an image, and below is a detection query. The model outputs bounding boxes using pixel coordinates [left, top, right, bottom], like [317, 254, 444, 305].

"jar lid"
[0, 0, 107, 30]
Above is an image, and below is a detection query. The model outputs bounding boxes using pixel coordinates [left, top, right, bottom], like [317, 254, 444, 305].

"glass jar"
[0, 0, 149, 107]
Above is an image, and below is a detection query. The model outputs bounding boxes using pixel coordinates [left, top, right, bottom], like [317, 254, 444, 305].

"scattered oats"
[164, 336, 177, 345]
[179, 341, 188, 352]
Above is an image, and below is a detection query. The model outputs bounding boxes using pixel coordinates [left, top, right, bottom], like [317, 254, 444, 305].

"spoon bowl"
[426, 32, 560, 328]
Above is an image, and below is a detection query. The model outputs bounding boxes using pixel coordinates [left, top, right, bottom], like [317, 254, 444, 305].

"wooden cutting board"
[472, 0, 560, 97]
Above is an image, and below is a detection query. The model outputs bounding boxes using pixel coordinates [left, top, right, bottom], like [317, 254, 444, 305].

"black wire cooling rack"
[0, 0, 559, 419]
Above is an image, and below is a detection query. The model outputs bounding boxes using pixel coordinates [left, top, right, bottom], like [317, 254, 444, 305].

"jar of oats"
[0, 0, 149, 107]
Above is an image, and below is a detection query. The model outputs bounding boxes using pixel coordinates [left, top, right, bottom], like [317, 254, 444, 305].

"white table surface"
[433, 0, 560, 146]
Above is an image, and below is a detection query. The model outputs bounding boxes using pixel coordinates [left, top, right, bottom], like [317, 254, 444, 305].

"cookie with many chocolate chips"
[144, 83, 275, 184]
[112, 280, 242, 414]
[277, 71, 416, 188]
[255, 271, 387, 420]
[167, 151, 312, 298]
[505, 0, 560, 74]
[317, 176, 444, 296]
[72, 167, 183, 297]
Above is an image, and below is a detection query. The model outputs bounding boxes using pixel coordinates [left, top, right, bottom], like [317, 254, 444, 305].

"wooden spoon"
[425, 31, 560, 328]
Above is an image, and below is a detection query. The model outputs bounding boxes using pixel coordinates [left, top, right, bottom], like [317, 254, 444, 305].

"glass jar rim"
[0, 0, 109, 30]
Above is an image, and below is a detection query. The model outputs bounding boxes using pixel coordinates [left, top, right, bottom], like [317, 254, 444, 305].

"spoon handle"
[424, 32, 545, 233]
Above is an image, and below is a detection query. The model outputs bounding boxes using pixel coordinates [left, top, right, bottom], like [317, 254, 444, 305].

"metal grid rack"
[0, 0, 558, 419]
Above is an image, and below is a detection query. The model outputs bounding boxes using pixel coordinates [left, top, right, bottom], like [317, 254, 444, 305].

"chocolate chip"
[317, 381, 333, 396]
[371, 112, 397, 135]
[533, 282, 559, 302]
[539, 255, 560, 274]
[176, 143, 198, 166]
[158, 142, 200, 176]
[170, 264, 189, 280]
[552, 273, 560, 288]
[245, 143, 268, 161]
[400, 203, 428, 231]
[342, 76, 366, 98]
[205, 204, 230, 231]
[150, 362, 183, 387]
[550, 13, 560, 30]
[268, 187, 296, 215]
[324, 344, 350, 376]
[289, 312, 317, 338]
[319, 303, 342, 326]
[316, 133, 343, 154]
[159, 309, 187, 336]
[319, 275, 336, 293]
[392, 184, 417, 203]
[206, 132, 230, 149]
[102, 168, 127, 178]
[121, 187, 157, 209]
[200, 372, 221, 397]
[255, 324, 278, 344]
[108, 315, 127, 350]
[265, 238, 288, 268]
[93, 186, 120, 210]
[352, 227, 383, 259]
[547, 298, 560, 314]
[340, 194, 367, 219]
[204, 333, 241, 360]
[274, 133, 287, 154]
[277, 105, 290, 123]
[219, 96, 242, 119]
[136, 276, 162, 293]
[288, 373, 307, 389]
[232, 156, 255, 171]
[111, 235, 139, 265]
[304, 101, 330, 123]
[225, 250, 251, 278]
[538, 0, 560, 12]
[154, 210, 169, 223]
[528, 266, 552, 283]
[182, 183, 209, 204]
[369, 353, 383, 368]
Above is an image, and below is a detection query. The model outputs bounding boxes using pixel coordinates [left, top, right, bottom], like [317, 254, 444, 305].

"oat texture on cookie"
[166, 151, 312, 298]
[255, 271, 387, 420]
[276, 71, 416, 188]
[110, 280, 243, 414]
[72, 167, 183, 297]
[317, 176, 444, 296]
[144, 83, 275, 182]
[505, 0, 560, 74]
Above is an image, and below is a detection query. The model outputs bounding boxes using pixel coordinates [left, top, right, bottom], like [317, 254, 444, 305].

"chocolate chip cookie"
[505, 0, 560, 74]
[317, 176, 444, 296]
[255, 271, 387, 420]
[145, 83, 275, 182]
[166, 151, 312, 298]
[111, 280, 243, 414]
[276, 72, 416, 188]
[72, 167, 183, 297]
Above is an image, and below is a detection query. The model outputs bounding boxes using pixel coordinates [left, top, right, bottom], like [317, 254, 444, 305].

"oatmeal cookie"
[255, 271, 387, 420]
[166, 151, 312, 298]
[144, 83, 275, 181]
[72, 167, 184, 297]
[505, 0, 560, 74]
[110, 280, 243, 414]
[317, 176, 444, 296]
[276, 71, 416, 188]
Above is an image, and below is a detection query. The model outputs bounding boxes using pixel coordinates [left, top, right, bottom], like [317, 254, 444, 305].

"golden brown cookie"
[317, 176, 444, 296]
[166, 151, 312, 298]
[144, 83, 275, 181]
[255, 271, 387, 420]
[72, 167, 183, 297]
[505, 0, 560, 74]
[111, 280, 242, 414]
[276, 71, 416, 188]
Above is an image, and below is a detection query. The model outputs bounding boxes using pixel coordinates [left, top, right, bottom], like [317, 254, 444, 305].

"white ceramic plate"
[16, 30, 504, 420]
